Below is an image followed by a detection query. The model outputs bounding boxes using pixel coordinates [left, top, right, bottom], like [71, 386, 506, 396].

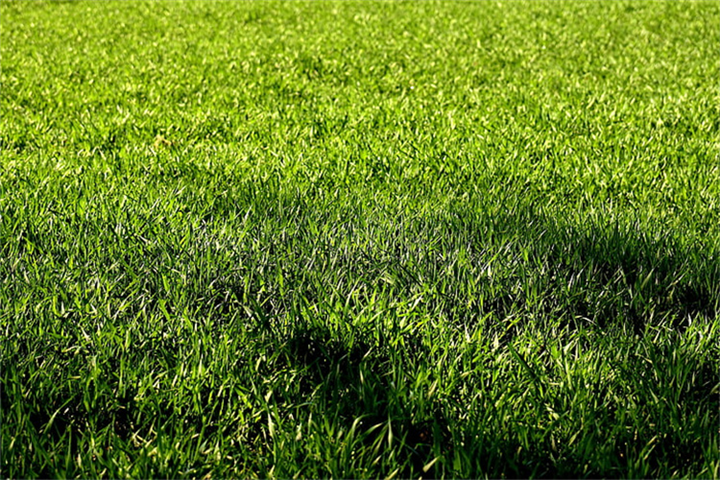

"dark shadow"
[279, 323, 451, 479]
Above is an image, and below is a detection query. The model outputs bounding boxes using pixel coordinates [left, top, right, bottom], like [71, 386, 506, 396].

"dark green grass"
[1, 0, 719, 478]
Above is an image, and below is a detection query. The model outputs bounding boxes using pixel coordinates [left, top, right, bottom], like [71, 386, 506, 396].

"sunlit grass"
[1, 0, 719, 478]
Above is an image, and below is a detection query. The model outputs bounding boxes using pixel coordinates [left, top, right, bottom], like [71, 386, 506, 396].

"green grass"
[1, 0, 719, 478]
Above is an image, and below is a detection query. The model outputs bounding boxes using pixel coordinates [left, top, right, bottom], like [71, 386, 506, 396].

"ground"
[1, 0, 719, 478]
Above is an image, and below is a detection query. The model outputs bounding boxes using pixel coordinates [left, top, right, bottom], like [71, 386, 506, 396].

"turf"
[1, 0, 719, 478]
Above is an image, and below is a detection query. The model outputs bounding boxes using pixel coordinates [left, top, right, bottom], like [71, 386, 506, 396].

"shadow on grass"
[4, 190, 718, 478]
[257, 197, 718, 478]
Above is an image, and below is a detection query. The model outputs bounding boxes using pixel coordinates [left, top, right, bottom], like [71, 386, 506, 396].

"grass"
[1, 0, 719, 478]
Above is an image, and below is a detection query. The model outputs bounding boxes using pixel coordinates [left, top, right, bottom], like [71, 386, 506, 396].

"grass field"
[1, 0, 719, 478]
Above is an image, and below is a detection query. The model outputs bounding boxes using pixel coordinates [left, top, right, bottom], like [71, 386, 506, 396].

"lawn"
[1, 0, 719, 478]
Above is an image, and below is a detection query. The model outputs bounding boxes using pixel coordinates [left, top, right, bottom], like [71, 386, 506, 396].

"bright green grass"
[1, 0, 719, 478]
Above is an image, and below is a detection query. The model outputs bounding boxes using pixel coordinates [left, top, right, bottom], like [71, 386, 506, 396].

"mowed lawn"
[1, 0, 719, 478]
